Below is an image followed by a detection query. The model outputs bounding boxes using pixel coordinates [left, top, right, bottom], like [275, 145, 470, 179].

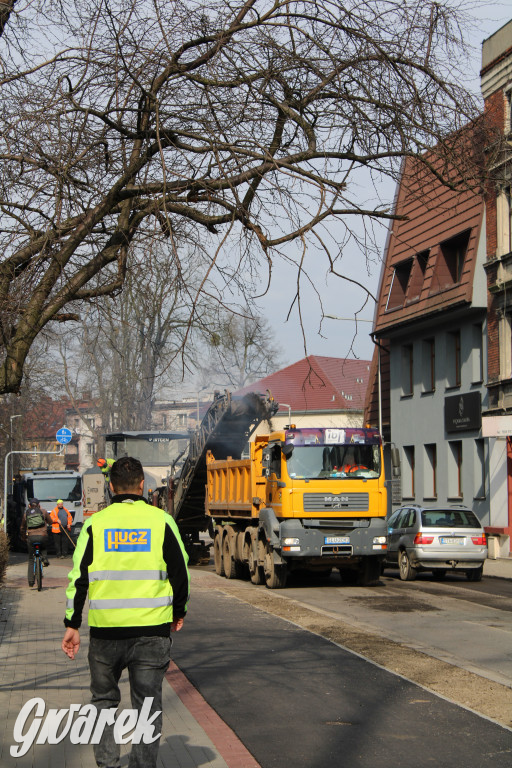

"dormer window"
[386, 259, 413, 310]
[407, 250, 429, 302]
[431, 230, 470, 292]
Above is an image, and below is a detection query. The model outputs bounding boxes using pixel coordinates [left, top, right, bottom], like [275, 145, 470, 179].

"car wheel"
[466, 565, 483, 582]
[398, 550, 417, 581]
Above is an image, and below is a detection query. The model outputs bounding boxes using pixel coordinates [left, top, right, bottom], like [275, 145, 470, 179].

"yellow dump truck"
[206, 425, 388, 588]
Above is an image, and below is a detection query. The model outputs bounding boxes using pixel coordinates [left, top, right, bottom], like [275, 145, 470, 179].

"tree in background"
[57, 245, 210, 431]
[200, 310, 284, 390]
[0, 0, 488, 394]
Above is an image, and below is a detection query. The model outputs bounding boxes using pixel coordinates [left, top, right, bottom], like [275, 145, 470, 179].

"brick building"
[480, 20, 512, 555]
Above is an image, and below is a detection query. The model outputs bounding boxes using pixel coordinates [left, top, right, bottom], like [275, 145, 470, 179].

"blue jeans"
[88, 635, 172, 768]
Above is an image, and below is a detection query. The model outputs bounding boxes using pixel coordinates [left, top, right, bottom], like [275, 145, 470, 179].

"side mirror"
[281, 443, 294, 458]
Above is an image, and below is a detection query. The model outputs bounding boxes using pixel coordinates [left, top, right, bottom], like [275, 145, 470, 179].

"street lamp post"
[324, 315, 373, 323]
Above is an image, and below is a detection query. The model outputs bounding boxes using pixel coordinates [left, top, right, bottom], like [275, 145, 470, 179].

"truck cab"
[10, 469, 83, 548]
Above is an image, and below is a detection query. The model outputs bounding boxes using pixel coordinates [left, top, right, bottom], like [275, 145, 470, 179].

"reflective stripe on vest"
[88, 569, 168, 582]
[85, 500, 174, 628]
[65, 594, 173, 612]
[89, 596, 173, 610]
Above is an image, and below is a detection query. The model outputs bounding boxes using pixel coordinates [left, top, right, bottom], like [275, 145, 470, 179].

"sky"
[255, 2, 512, 370]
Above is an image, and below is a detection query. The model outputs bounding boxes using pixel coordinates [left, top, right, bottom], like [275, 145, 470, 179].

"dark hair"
[110, 456, 144, 493]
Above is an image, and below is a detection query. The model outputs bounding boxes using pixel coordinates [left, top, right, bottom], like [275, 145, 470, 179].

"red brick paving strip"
[165, 661, 261, 768]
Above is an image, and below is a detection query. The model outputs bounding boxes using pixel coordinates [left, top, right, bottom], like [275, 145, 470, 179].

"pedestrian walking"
[61, 456, 190, 768]
[50, 499, 73, 558]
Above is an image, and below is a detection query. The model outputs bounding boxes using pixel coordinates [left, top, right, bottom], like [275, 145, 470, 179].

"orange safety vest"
[50, 506, 72, 534]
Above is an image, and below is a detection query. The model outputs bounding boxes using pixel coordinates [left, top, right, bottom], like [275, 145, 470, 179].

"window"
[401, 508, 417, 528]
[448, 441, 462, 498]
[401, 344, 414, 396]
[474, 439, 486, 499]
[386, 259, 413, 310]
[162, 414, 167, 429]
[431, 230, 470, 291]
[499, 313, 512, 380]
[422, 338, 435, 393]
[423, 444, 437, 499]
[496, 187, 512, 257]
[177, 413, 188, 427]
[387, 508, 402, 529]
[407, 250, 429, 301]
[86, 443, 95, 456]
[446, 330, 461, 388]
[402, 446, 415, 499]
[471, 323, 484, 384]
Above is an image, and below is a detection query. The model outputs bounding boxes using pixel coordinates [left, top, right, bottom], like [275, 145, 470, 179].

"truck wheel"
[213, 529, 225, 576]
[358, 557, 382, 586]
[248, 544, 264, 585]
[264, 544, 287, 589]
[222, 529, 244, 579]
[398, 550, 417, 581]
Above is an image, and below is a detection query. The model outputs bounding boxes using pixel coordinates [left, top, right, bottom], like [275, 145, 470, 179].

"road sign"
[56, 427, 73, 444]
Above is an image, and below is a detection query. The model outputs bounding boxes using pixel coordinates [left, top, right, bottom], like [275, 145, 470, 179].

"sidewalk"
[0, 555, 260, 768]
[484, 554, 512, 580]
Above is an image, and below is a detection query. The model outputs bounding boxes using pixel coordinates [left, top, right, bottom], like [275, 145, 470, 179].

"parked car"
[384, 504, 487, 581]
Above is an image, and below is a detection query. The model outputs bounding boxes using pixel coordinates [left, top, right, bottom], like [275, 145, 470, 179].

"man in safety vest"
[62, 456, 189, 768]
[97, 457, 115, 503]
[50, 500, 73, 558]
[96, 456, 115, 480]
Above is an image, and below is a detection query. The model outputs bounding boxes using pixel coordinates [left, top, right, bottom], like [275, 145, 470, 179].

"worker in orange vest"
[50, 500, 73, 558]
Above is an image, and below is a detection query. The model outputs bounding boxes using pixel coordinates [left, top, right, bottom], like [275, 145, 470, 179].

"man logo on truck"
[325, 495, 350, 508]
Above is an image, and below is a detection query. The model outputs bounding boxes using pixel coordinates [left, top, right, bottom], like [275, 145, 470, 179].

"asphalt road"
[172, 584, 512, 768]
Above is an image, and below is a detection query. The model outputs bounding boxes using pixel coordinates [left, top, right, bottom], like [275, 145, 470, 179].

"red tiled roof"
[233, 356, 371, 412]
[21, 396, 71, 440]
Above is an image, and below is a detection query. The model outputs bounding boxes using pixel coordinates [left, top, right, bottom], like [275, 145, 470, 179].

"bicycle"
[30, 542, 44, 591]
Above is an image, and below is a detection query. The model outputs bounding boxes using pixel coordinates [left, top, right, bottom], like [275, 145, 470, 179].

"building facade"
[365, 139, 491, 524]
[481, 20, 512, 555]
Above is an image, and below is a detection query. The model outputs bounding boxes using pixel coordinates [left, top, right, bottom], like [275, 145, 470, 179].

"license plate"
[324, 536, 349, 544]
[439, 537, 465, 545]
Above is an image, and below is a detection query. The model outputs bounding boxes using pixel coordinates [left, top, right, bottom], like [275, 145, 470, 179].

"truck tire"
[222, 528, 245, 579]
[248, 543, 264, 585]
[264, 543, 287, 589]
[358, 557, 382, 586]
[213, 528, 225, 577]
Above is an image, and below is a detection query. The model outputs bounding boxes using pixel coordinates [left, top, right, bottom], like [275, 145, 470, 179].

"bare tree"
[58, 245, 209, 431]
[200, 309, 284, 389]
[0, 0, 484, 394]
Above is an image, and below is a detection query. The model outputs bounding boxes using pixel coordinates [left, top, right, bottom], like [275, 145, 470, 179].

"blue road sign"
[56, 427, 73, 444]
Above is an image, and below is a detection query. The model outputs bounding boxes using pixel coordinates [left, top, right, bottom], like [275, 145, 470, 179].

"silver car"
[384, 504, 487, 581]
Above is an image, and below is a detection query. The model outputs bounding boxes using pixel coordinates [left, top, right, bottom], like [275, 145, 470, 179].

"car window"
[396, 508, 410, 528]
[402, 509, 416, 528]
[421, 509, 481, 528]
[388, 509, 402, 529]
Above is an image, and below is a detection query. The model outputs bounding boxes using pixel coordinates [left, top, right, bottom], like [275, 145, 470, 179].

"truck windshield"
[26, 477, 82, 503]
[286, 444, 381, 480]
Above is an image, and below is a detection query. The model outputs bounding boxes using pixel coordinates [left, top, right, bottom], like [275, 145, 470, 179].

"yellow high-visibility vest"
[66, 499, 186, 629]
